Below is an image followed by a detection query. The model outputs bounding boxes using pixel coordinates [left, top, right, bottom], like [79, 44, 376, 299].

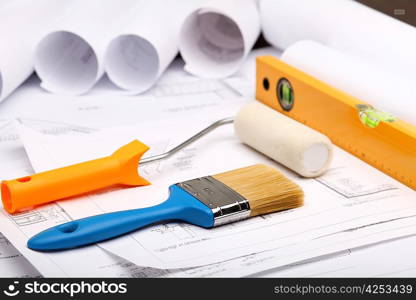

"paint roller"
[1, 101, 333, 213]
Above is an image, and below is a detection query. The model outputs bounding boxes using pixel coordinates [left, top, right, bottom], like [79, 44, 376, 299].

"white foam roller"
[234, 101, 333, 177]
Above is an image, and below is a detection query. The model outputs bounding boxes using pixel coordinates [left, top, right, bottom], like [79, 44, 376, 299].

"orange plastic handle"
[1, 140, 150, 214]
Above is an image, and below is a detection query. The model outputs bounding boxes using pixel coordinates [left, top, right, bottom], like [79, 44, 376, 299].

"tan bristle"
[212, 164, 304, 217]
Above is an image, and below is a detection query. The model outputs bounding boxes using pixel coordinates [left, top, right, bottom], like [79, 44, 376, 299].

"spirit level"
[256, 56, 416, 190]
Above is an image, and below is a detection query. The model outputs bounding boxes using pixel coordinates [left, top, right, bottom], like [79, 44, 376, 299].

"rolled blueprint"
[260, 0, 416, 77]
[281, 40, 416, 125]
[34, 0, 139, 95]
[105, 0, 201, 93]
[0, 0, 71, 103]
[179, 0, 261, 78]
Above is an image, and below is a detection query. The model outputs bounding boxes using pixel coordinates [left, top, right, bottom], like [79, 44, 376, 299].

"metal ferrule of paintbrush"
[177, 176, 251, 226]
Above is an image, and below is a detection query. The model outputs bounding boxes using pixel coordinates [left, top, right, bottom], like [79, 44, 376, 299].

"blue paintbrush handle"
[27, 185, 214, 251]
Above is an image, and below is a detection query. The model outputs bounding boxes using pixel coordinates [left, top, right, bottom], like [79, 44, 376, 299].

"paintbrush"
[27, 164, 304, 251]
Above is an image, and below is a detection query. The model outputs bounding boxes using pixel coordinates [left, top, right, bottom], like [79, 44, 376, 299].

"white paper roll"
[235, 101, 333, 177]
[34, 0, 139, 95]
[179, 0, 261, 78]
[105, 0, 202, 94]
[0, 0, 71, 103]
[281, 40, 416, 125]
[260, 0, 416, 77]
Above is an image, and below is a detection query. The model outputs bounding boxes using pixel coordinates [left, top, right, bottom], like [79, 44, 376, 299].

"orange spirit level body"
[256, 56, 416, 190]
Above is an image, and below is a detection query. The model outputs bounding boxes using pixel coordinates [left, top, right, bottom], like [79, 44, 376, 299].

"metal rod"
[140, 117, 234, 165]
